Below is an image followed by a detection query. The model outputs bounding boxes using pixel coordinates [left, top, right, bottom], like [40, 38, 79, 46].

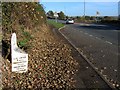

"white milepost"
[11, 33, 28, 73]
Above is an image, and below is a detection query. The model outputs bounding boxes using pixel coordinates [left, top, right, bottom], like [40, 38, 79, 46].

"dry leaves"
[2, 26, 78, 89]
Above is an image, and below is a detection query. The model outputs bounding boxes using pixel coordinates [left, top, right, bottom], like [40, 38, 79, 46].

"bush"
[2, 2, 47, 57]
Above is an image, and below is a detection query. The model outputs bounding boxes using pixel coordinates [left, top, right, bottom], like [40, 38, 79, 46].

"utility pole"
[84, 0, 86, 17]
[83, 0, 86, 22]
[64, 6, 66, 19]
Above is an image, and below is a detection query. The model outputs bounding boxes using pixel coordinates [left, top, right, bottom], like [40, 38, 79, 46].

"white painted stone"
[11, 33, 28, 73]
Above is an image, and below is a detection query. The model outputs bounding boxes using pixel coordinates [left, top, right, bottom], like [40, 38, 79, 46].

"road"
[60, 23, 120, 88]
[53, 28, 112, 89]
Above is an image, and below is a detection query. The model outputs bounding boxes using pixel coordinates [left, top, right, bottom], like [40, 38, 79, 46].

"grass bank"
[47, 20, 64, 29]
[2, 3, 78, 89]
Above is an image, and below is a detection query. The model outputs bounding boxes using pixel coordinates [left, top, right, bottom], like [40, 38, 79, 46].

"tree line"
[46, 10, 66, 20]
[46, 10, 119, 23]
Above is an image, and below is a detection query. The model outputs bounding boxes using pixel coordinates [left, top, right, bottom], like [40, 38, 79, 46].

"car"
[66, 19, 74, 24]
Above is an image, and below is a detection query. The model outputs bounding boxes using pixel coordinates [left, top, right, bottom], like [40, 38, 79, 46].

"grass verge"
[47, 20, 64, 29]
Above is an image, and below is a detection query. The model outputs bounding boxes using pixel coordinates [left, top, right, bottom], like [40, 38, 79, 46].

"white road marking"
[113, 30, 118, 32]
[89, 35, 93, 37]
[113, 30, 120, 32]
[77, 28, 114, 46]
[95, 37, 100, 40]
[95, 37, 113, 45]
[105, 41, 112, 44]
[114, 69, 117, 72]
[102, 55, 105, 57]
[84, 32, 88, 35]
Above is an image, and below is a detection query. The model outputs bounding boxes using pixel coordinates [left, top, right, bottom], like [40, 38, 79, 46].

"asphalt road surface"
[53, 28, 112, 89]
[60, 23, 120, 87]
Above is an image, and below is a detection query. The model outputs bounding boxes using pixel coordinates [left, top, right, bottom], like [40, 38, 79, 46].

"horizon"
[40, 2, 119, 17]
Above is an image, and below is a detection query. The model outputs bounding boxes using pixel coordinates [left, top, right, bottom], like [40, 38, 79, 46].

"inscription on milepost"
[11, 33, 28, 73]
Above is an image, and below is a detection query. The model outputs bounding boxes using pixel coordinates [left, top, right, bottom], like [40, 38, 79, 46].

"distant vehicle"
[66, 19, 74, 24]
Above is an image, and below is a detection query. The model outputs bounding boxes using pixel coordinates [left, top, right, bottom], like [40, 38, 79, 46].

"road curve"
[60, 23, 120, 89]
[52, 28, 112, 89]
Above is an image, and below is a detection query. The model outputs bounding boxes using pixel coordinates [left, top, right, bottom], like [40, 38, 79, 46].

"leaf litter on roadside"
[2, 25, 79, 89]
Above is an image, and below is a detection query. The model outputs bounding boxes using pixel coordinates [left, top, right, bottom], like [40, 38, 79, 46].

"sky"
[40, 0, 119, 2]
[40, 2, 119, 16]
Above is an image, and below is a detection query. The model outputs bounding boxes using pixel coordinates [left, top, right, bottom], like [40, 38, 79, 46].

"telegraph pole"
[64, 6, 67, 19]
[83, 0, 86, 22]
[84, 0, 86, 17]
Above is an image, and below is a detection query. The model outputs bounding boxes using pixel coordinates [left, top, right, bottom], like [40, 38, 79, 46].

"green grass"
[18, 39, 28, 48]
[47, 20, 64, 29]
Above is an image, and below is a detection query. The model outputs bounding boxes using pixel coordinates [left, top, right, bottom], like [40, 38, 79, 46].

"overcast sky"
[40, 2, 119, 16]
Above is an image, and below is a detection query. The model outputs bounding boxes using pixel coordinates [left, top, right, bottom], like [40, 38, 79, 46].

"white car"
[66, 19, 74, 24]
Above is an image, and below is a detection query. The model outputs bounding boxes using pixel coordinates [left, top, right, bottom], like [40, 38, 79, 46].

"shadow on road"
[80, 25, 120, 31]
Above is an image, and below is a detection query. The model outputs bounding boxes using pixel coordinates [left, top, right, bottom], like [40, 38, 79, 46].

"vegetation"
[2, 2, 46, 53]
[2, 2, 78, 89]
[47, 10, 66, 20]
[46, 10, 54, 19]
[74, 15, 120, 24]
[58, 11, 65, 20]
[74, 16, 96, 23]
[47, 20, 64, 28]
[98, 16, 120, 26]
